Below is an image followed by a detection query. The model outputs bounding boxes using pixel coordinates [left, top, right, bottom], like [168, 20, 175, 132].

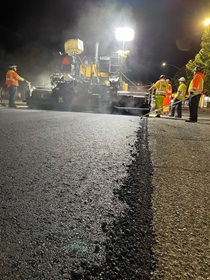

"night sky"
[1, 0, 209, 82]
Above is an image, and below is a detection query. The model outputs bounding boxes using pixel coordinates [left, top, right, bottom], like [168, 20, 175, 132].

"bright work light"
[115, 27, 134, 42]
[204, 18, 210, 26]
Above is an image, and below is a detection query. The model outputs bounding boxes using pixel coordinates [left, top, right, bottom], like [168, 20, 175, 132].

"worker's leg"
[162, 96, 170, 114]
[169, 99, 177, 116]
[155, 95, 165, 117]
[190, 94, 201, 121]
[176, 100, 182, 118]
[8, 86, 17, 107]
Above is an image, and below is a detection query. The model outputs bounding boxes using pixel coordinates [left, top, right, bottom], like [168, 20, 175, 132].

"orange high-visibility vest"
[189, 73, 205, 94]
[167, 84, 172, 95]
[162, 83, 172, 113]
[6, 70, 24, 87]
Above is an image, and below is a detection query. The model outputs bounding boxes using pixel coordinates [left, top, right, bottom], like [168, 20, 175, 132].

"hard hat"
[193, 66, 202, 73]
[9, 64, 17, 69]
[159, 74, 166, 79]
[178, 77, 186, 82]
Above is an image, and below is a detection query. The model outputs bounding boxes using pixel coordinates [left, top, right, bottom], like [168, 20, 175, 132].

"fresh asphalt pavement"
[1, 104, 210, 279]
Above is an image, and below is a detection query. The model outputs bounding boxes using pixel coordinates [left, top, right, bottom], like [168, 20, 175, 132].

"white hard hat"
[9, 64, 17, 69]
[159, 74, 166, 79]
[178, 77, 186, 82]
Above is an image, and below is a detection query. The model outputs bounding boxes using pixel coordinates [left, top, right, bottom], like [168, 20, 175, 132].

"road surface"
[0, 107, 210, 279]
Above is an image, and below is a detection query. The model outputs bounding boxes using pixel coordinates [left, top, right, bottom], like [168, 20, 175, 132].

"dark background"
[0, 0, 209, 82]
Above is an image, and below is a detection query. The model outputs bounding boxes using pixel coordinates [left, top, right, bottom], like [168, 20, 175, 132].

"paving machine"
[87, 49, 152, 115]
[26, 39, 85, 111]
[25, 38, 152, 115]
[26, 72, 78, 110]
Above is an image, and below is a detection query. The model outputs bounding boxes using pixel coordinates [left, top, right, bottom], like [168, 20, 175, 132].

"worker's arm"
[18, 76, 30, 84]
[15, 73, 30, 84]
[176, 90, 181, 97]
[149, 85, 154, 91]
[149, 81, 158, 91]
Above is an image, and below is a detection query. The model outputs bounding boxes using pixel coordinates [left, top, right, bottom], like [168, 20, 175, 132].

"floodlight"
[115, 27, 134, 42]
[204, 18, 210, 27]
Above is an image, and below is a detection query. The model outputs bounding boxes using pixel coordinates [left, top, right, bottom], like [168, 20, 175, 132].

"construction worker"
[5, 65, 30, 108]
[149, 74, 168, 117]
[162, 79, 172, 114]
[185, 66, 205, 123]
[169, 77, 187, 118]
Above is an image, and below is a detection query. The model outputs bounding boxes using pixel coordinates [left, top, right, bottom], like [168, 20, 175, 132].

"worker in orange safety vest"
[185, 66, 205, 122]
[162, 79, 172, 114]
[5, 64, 30, 108]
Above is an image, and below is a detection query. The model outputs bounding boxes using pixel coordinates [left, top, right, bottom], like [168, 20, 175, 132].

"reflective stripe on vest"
[156, 81, 167, 95]
[196, 74, 204, 93]
[6, 70, 21, 87]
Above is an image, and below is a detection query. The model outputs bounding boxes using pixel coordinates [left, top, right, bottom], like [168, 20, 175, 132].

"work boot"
[185, 119, 197, 123]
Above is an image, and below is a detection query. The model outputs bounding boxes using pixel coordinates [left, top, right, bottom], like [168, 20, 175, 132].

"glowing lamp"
[115, 27, 134, 42]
